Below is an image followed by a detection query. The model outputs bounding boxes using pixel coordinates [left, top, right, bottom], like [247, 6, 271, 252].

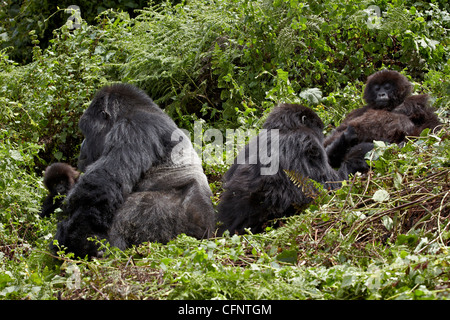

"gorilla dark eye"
[373, 85, 380, 91]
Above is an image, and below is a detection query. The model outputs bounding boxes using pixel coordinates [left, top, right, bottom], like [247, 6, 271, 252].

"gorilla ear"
[301, 115, 307, 124]
[101, 92, 121, 121]
[101, 110, 110, 120]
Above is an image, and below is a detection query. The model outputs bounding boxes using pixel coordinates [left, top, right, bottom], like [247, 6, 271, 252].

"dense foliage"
[0, 0, 448, 300]
[0, 0, 155, 63]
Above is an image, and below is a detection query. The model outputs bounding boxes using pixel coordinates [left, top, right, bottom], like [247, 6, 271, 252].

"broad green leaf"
[299, 88, 323, 104]
[372, 189, 390, 202]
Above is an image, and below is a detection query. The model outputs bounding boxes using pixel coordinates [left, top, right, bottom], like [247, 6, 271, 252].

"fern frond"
[284, 169, 324, 200]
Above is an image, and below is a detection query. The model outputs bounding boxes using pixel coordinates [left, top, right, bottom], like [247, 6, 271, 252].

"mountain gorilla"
[336, 70, 413, 128]
[324, 70, 413, 149]
[53, 83, 215, 258]
[325, 70, 441, 168]
[216, 103, 372, 236]
[40, 163, 79, 218]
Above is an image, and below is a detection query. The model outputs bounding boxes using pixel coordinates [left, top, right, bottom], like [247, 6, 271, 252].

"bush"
[0, 0, 151, 63]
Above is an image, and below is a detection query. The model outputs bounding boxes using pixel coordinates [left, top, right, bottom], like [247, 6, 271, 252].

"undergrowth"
[2, 130, 447, 300]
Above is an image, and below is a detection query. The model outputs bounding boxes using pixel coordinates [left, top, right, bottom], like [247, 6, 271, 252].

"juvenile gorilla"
[324, 70, 413, 149]
[40, 162, 79, 218]
[217, 103, 372, 236]
[324, 70, 441, 167]
[54, 83, 215, 258]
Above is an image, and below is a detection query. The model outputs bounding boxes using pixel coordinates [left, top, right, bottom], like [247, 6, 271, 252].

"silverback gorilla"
[216, 103, 373, 235]
[325, 70, 441, 168]
[40, 163, 79, 218]
[53, 83, 215, 258]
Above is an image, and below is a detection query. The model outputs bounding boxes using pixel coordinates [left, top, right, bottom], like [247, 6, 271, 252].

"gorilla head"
[40, 162, 79, 218]
[77, 84, 160, 172]
[263, 103, 325, 137]
[363, 69, 413, 110]
[43, 163, 79, 197]
[53, 83, 215, 258]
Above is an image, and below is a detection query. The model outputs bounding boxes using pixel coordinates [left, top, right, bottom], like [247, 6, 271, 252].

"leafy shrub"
[0, 0, 151, 63]
[0, 21, 117, 167]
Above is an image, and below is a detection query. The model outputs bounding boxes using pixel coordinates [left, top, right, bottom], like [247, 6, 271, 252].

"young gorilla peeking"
[40, 162, 79, 218]
[53, 83, 215, 258]
[216, 103, 373, 236]
[325, 70, 442, 168]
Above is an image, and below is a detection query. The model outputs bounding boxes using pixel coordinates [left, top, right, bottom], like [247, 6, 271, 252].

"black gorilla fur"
[392, 94, 442, 134]
[53, 83, 215, 258]
[40, 162, 79, 218]
[325, 70, 441, 168]
[325, 110, 416, 168]
[216, 103, 372, 236]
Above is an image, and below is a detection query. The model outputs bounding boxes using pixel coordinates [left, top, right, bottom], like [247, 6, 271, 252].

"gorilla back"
[54, 83, 215, 258]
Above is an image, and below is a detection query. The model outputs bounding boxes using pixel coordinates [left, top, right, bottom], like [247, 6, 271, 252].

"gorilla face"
[52, 178, 71, 195]
[43, 163, 79, 195]
[371, 82, 394, 108]
[363, 70, 413, 111]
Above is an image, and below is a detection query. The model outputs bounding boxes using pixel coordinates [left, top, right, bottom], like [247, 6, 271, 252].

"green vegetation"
[0, 0, 449, 300]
